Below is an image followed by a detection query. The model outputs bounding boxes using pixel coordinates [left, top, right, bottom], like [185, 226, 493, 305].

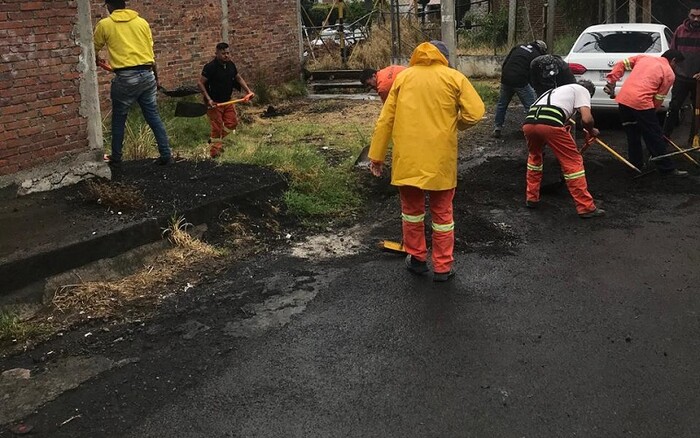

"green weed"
[472, 79, 500, 107]
[0, 311, 47, 345]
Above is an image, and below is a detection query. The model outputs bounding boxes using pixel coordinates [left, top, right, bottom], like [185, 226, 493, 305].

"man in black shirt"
[493, 40, 547, 138]
[198, 42, 254, 158]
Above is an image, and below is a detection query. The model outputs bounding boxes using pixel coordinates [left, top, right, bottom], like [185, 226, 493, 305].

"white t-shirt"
[532, 84, 591, 119]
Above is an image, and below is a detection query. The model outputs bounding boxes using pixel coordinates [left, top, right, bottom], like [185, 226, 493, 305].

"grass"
[0, 311, 48, 345]
[472, 79, 500, 107]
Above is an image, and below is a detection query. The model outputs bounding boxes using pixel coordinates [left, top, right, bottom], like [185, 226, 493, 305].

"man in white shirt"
[522, 80, 604, 218]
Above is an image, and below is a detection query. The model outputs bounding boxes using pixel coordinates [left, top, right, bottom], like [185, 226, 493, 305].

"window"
[573, 31, 663, 53]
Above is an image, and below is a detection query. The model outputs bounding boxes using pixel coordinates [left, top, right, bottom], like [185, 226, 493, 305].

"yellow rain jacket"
[368, 43, 485, 190]
[94, 9, 155, 70]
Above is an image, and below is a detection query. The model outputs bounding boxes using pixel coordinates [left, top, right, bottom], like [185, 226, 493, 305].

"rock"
[1, 368, 31, 380]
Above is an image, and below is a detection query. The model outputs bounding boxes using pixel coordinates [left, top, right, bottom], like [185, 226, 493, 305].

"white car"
[564, 23, 674, 111]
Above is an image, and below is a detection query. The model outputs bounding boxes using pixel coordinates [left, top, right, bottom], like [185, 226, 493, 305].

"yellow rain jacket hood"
[94, 9, 155, 70]
[368, 42, 485, 190]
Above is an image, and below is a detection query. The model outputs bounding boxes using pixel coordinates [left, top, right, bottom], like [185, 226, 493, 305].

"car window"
[664, 28, 673, 45]
[572, 31, 662, 53]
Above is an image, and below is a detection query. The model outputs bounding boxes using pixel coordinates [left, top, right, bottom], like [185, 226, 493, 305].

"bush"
[459, 8, 508, 51]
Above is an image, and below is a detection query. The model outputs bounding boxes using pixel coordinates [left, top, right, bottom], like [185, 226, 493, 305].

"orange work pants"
[207, 104, 238, 155]
[523, 123, 596, 214]
[399, 186, 455, 274]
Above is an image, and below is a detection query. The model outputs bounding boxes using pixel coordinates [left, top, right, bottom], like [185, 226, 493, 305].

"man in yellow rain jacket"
[368, 41, 485, 282]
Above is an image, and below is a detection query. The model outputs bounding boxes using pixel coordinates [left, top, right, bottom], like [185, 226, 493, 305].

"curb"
[0, 179, 287, 297]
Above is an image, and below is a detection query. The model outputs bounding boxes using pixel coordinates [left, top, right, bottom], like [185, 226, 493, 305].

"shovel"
[650, 146, 700, 161]
[664, 135, 700, 166]
[354, 144, 370, 166]
[584, 130, 641, 173]
[693, 79, 700, 148]
[175, 93, 253, 118]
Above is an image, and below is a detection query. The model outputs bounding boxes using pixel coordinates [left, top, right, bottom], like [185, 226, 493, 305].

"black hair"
[577, 79, 596, 97]
[662, 49, 685, 63]
[690, 2, 700, 10]
[105, 0, 126, 8]
[359, 68, 377, 84]
[216, 42, 229, 51]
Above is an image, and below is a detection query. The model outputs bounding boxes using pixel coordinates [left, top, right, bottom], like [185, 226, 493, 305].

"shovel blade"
[354, 145, 370, 167]
[174, 101, 207, 118]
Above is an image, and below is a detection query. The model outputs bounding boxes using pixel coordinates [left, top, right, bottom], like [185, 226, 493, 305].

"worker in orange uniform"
[523, 80, 604, 218]
[604, 50, 687, 176]
[367, 41, 485, 282]
[360, 65, 407, 103]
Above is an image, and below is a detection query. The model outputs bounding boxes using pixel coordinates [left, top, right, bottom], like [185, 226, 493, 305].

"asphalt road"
[2, 116, 700, 437]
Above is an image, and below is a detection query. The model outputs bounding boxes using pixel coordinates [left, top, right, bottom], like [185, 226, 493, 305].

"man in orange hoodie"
[605, 50, 687, 176]
[360, 65, 407, 103]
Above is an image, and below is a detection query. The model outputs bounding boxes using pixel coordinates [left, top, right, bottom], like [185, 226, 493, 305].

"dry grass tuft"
[51, 216, 221, 319]
[83, 179, 145, 211]
[162, 215, 220, 256]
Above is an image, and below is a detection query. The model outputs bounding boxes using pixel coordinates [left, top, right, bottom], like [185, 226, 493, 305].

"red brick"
[40, 106, 62, 116]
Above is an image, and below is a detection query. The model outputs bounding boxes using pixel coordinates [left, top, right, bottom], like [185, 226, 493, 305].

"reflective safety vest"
[523, 90, 567, 127]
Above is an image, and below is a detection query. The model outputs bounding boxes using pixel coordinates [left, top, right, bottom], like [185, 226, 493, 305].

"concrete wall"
[1, 0, 302, 195]
[457, 55, 504, 79]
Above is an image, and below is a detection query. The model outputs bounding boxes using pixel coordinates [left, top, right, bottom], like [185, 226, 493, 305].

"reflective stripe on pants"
[399, 186, 455, 274]
[522, 124, 596, 215]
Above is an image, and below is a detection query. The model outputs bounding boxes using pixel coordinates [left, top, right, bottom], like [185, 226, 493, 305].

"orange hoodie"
[605, 55, 674, 110]
[376, 65, 407, 103]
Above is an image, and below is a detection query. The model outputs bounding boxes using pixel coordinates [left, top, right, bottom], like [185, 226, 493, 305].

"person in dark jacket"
[493, 40, 547, 138]
[529, 54, 576, 96]
[664, 2, 700, 140]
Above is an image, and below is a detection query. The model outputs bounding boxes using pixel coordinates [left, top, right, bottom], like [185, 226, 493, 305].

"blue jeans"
[494, 83, 537, 129]
[110, 70, 170, 161]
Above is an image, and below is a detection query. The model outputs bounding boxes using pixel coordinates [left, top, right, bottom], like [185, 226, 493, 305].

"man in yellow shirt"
[94, 0, 171, 166]
[368, 41, 485, 282]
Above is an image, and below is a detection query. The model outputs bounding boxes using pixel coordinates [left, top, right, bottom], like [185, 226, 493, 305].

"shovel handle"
[211, 93, 254, 109]
[664, 136, 700, 166]
[594, 137, 642, 173]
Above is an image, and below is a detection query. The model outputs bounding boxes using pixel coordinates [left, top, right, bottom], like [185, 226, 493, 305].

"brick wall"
[92, 0, 301, 96]
[1, 0, 302, 191]
[0, 0, 88, 178]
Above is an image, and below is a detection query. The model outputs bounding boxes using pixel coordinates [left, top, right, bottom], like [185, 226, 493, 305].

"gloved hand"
[603, 82, 616, 98]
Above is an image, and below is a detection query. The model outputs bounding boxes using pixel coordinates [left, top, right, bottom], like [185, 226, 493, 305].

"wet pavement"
[1, 112, 700, 437]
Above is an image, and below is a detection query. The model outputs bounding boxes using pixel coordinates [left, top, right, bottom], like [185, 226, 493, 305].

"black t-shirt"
[201, 59, 241, 103]
[501, 44, 545, 87]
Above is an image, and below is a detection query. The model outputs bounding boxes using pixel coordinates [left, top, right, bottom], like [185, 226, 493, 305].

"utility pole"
[508, 0, 517, 48]
[441, 0, 456, 64]
[628, 0, 636, 23]
[546, 0, 555, 54]
[642, 0, 652, 22]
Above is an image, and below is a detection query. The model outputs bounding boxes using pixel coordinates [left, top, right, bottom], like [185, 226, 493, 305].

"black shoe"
[579, 208, 605, 219]
[104, 155, 122, 167]
[492, 129, 502, 139]
[154, 156, 172, 165]
[405, 255, 429, 275]
[433, 270, 455, 282]
[525, 200, 539, 209]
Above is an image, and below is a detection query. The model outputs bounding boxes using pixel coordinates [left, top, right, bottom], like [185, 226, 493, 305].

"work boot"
[492, 128, 502, 139]
[579, 208, 606, 219]
[405, 255, 429, 275]
[154, 156, 172, 165]
[433, 270, 455, 282]
[525, 200, 539, 209]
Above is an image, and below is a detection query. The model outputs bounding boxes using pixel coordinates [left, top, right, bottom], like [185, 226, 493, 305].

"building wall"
[0, 1, 97, 182]
[1, 0, 302, 194]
